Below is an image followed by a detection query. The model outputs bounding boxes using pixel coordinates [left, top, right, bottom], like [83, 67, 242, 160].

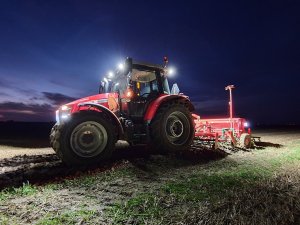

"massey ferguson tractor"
[50, 57, 251, 166]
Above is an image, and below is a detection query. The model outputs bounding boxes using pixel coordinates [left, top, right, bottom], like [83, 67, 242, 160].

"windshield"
[131, 69, 156, 82]
[99, 67, 170, 95]
[130, 79, 160, 96]
[99, 69, 129, 94]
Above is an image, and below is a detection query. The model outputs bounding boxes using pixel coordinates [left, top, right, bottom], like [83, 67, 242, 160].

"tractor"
[50, 57, 195, 165]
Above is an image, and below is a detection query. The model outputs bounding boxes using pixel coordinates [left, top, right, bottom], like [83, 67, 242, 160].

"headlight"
[61, 105, 70, 111]
[55, 110, 60, 123]
[244, 122, 249, 127]
[56, 105, 72, 124]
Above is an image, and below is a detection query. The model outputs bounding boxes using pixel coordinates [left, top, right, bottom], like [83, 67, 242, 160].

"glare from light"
[61, 114, 70, 119]
[55, 110, 59, 123]
[108, 71, 114, 78]
[115, 82, 119, 86]
[168, 67, 176, 76]
[118, 63, 124, 70]
[103, 77, 108, 82]
[244, 122, 249, 127]
[126, 89, 133, 98]
[61, 105, 69, 111]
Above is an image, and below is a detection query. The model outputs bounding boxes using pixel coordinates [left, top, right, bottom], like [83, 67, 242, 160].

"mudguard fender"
[78, 102, 124, 139]
[144, 95, 195, 123]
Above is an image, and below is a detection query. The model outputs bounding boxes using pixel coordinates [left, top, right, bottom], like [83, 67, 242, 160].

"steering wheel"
[139, 93, 150, 98]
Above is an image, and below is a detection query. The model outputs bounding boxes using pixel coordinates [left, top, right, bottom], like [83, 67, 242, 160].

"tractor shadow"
[0, 153, 123, 189]
[0, 142, 229, 190]
[115, 145, 229, 176]
[254, 141, 283, 149]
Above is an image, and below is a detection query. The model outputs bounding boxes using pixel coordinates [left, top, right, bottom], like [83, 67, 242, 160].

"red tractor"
[50, 58, 195, 165]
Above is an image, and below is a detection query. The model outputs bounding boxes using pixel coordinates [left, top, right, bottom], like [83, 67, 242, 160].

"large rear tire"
[50, 112, 115, 166]
[150, 101, 194, 153]
[239, 133, 252, 149]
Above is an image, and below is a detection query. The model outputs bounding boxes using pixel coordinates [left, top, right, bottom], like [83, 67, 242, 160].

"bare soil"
[0, 129, 299, 224]
[0, 139, 228, 189]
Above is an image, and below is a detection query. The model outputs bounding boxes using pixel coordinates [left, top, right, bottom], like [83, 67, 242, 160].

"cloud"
[0, 102, 53, 113]
[0, 79, 8, 87]
[0, 91, 79, 121]
[42, 92, 76, 106]
[49, 79, 77, 89]
[0, 77, 38, 103]
[0, 92, 10, 97]
[0, 77, 17, 89]
[0, 101, 55, 121]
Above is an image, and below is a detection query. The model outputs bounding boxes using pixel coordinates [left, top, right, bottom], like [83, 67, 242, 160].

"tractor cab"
[99, 58, 172, 120]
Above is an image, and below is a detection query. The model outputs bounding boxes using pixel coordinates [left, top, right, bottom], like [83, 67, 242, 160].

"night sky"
[0, 0, 299, 125]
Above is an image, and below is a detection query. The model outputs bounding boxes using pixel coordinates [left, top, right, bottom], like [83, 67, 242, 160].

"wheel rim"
[70, 121, 108, 158]
[244, 136, 251, 147]
[165, 111, 190, 145]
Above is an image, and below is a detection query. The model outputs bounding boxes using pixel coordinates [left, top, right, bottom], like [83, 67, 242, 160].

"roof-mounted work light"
[118, 63, 124, 70]
[108, 71, 114, 78]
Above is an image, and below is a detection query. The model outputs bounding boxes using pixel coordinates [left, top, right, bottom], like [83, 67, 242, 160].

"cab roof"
[132, 62, 165, 72]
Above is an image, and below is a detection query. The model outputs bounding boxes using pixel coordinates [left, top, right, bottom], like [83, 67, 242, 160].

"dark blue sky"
[0, 0, 299, 124]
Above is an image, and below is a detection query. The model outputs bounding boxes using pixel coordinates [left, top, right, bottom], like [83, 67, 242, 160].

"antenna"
[163, 56, 169, 68]
[225, 84, 235, 128]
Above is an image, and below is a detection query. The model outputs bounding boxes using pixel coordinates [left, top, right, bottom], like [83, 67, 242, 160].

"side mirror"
[171, 83, 180, 95]
[99, 81, 105, 94]
[125, 57, 133, 74]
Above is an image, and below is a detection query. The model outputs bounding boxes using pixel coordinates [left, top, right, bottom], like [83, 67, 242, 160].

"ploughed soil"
[0, 121, 234, 189]
[0, 123, 299, 224]
[0, 140, 228, 189]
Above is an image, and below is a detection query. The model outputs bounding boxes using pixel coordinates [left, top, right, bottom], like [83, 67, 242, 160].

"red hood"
[64, 93, 118, 108]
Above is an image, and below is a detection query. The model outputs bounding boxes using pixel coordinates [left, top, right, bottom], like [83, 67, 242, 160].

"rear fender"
[144, 95, 195, 123]
[77, 102, 124, 139]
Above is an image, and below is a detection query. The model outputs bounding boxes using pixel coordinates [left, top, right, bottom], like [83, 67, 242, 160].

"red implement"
[192, 85, 252, 148]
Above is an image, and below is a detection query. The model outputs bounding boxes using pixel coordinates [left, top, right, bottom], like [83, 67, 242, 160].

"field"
[0, 125, 299, 225]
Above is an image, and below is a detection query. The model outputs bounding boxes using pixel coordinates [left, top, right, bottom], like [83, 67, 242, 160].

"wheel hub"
[81, 131, 95, 145]
[169, 120, 184, 137]
[165, 111, 190, 145]
[70, 121, 108, 158]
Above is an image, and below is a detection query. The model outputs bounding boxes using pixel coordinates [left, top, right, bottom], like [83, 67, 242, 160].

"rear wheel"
[239, 133, 252, 148]
[150, 101, 194, 152]
[50, 112, 115, 166]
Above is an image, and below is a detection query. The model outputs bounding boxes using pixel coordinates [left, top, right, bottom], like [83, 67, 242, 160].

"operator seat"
[127, 90, 159, 123]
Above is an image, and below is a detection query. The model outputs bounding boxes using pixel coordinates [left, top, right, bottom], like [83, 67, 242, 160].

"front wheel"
[150, 102, 195, 152]
[50, 112, 115, 166]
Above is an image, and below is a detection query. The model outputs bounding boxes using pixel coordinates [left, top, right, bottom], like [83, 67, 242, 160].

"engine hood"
[63, 93, 118, 110]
